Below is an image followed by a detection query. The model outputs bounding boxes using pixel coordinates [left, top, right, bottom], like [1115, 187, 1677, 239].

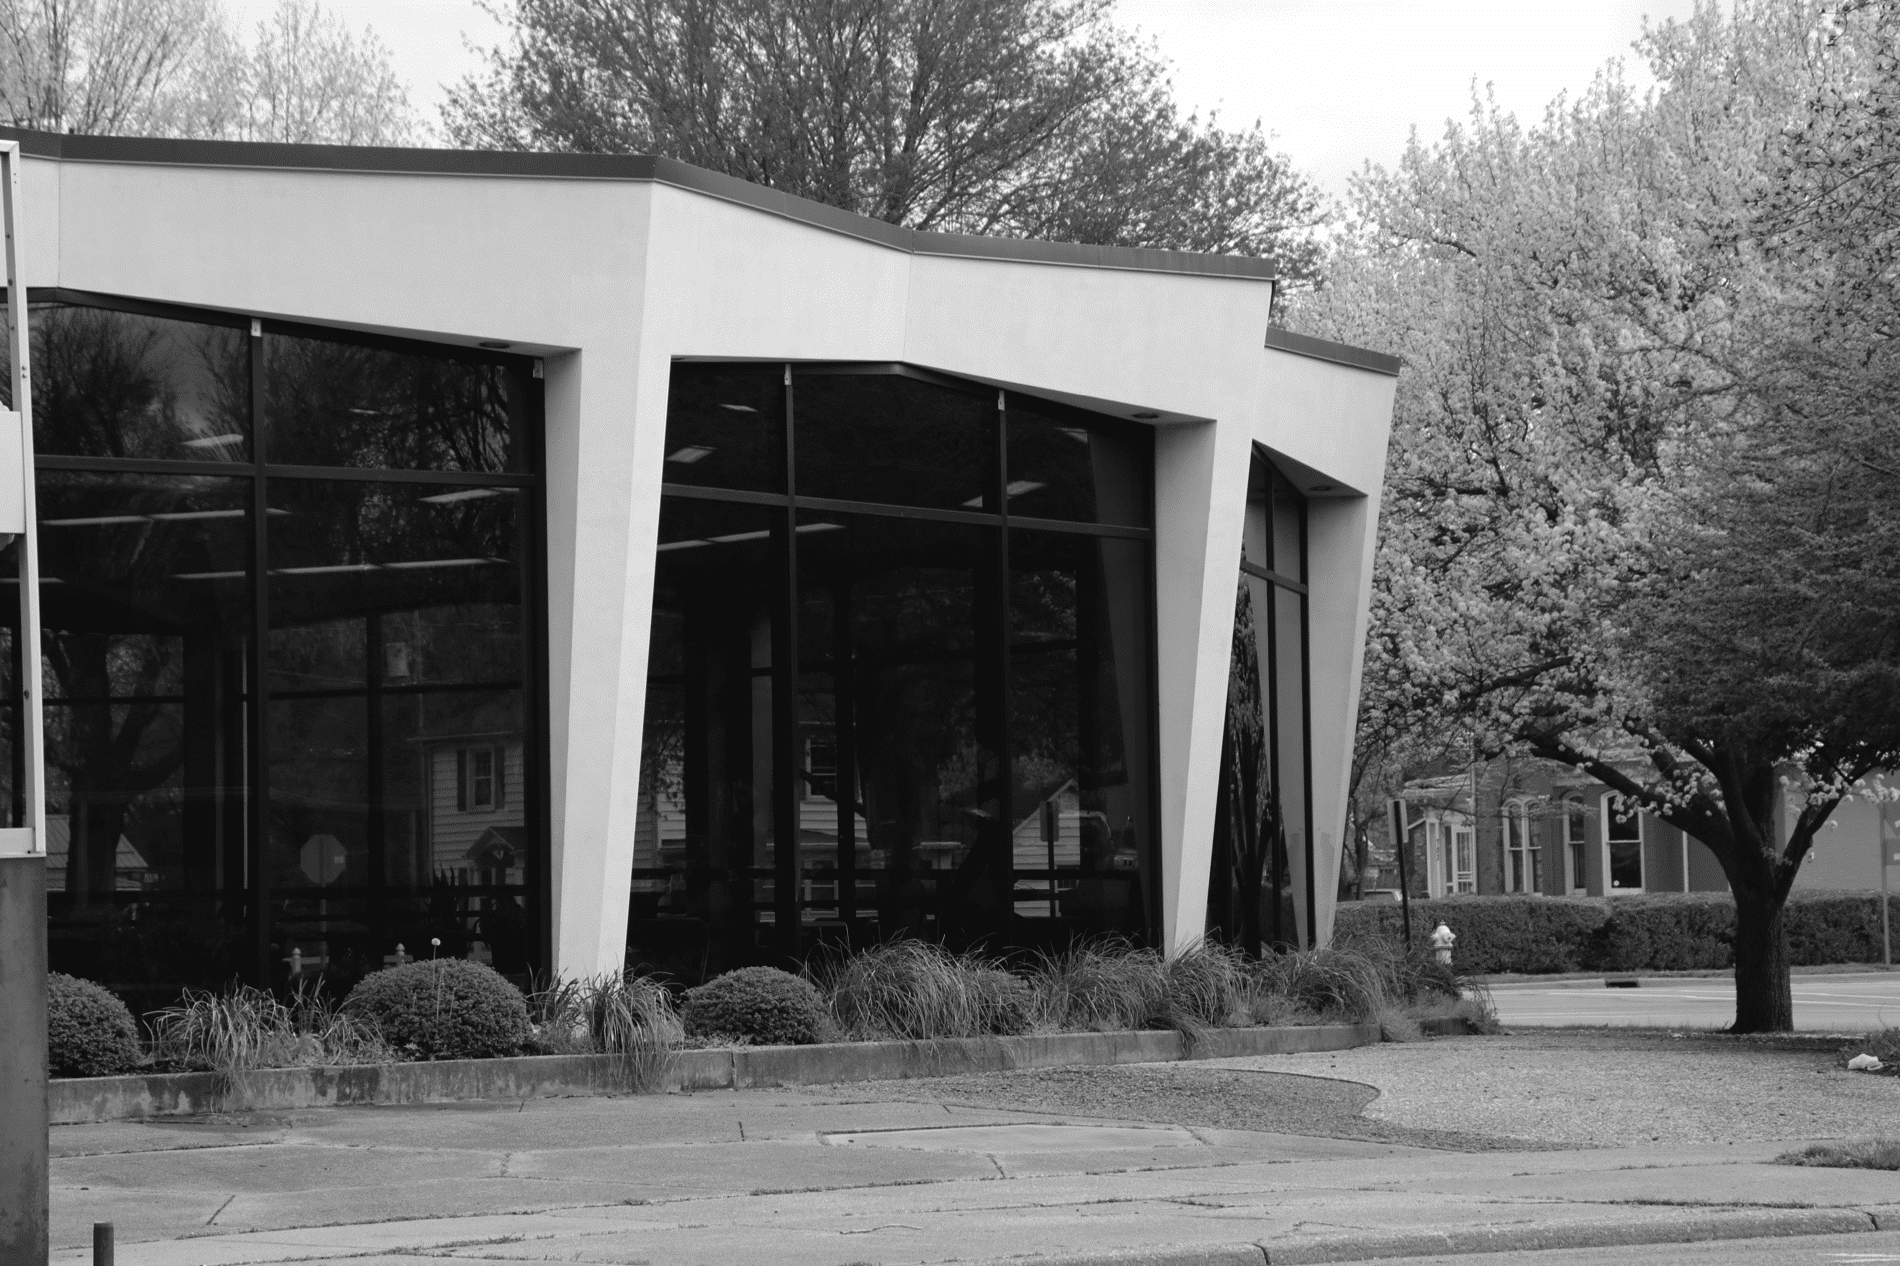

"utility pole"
[0, 138, 49, 1266]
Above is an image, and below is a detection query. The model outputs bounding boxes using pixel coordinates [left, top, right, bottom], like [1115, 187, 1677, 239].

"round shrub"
[344, 959, 531, 1060]
[682, 966, 826, 1045]
[47, 973, 140, 1078]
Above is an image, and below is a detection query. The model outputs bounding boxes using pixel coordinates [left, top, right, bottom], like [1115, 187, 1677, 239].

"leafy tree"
[444, 0, 1326, 275]
[0, 0, 416, 143]
[1298, 0, 1900, 1031]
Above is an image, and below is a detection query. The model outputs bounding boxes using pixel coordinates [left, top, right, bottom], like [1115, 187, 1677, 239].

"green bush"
[682, 966, 827, 1045]
[1335, 896, 1609, 975]
[344, 959, 531, 1060]
[46, 973, 140, 1078]
[1334, 890, 1900, 975]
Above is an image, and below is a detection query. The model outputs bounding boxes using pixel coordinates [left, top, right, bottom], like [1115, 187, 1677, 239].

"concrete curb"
[49, 1017, 1461, 1123]
[966, 1207, 1880, 1266]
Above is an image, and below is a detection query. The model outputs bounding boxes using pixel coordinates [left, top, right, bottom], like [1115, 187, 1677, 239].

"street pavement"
[47, 1031, 1900, 1266]
[1488, 970, 1900, 1031]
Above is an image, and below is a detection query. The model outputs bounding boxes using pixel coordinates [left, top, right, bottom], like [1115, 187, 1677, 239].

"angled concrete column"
[1153, 419, 1256, 953]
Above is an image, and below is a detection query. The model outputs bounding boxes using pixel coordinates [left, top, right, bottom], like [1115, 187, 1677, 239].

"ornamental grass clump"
[818, 938, 1032, 1040]
[681, 966, 828, 1045]
[1030, 938, 1173, 1031]
[345, 958, 531, 1060]
[150, 979, 390, 1077]
[528, 970, 683, 1089]
[46, 973, 140, 1078]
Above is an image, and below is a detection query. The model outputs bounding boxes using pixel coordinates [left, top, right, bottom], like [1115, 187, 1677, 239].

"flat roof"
[5, 127, 1401, 375]
[6, 127, 1277, 282]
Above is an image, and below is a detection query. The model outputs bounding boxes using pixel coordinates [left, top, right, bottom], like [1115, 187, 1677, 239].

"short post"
[1883, 841, 1892, 971]
[92, 1222, 113, 1266]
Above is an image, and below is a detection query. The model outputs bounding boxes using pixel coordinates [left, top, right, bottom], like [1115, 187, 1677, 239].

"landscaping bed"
[45, 936, 1489, 1123]
[48, 1017, 1471, 1123]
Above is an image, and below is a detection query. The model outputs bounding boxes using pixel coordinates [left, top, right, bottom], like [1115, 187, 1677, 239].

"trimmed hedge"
[682, 966, 828, 1045]
[46, 973, 141, 1078]
[345, 959, 532, 1059]
[1334, 890, 1900, 976]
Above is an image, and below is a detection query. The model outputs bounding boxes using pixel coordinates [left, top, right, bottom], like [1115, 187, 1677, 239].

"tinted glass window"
[1005, 401, 1147, 527]
[18, 305, 249, 461]
[263, 333, 530, 472]
[663, 363, 785, 494]
[36, 471, 254, 983]
[794, 372, 994, 511]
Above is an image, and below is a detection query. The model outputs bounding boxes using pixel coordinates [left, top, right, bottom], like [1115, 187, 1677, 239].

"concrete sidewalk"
[49, 1033, 1900, 1265]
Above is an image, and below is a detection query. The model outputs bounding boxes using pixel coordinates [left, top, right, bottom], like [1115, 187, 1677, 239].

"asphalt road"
[1488, 971, 1900, 1031]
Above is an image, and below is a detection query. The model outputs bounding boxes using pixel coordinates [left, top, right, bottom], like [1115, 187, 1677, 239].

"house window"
[459, 748, 505, 812]
[1505, 801, 1541, 894]
[1450, 822, 1477, 894]
[1603, 795, 1644, 892]
[1563, 796, 1588, 893]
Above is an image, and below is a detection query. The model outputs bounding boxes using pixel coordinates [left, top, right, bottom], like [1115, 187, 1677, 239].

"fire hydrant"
[1429, 920, 1456, 968]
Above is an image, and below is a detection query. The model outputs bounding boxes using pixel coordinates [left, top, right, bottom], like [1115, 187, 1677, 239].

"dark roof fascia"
[1264, 326, 1402, 377]
[5, 128, 1277, 283]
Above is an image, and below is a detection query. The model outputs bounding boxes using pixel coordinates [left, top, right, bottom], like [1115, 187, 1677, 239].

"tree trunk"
[1731, 887, 1793, 1033]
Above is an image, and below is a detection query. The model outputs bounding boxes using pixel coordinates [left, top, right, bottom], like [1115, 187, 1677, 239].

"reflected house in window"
[11, 128, 1397, 990]
[423, 736, 527, 884]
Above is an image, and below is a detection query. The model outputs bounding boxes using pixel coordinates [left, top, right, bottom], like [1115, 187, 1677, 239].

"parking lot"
[1488, 971, 1900, 1031]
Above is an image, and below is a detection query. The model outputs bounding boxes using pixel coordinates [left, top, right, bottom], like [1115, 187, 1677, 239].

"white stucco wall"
[15, 143, 1396, 972]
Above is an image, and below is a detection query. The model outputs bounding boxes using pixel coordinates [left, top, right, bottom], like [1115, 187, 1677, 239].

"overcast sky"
[224, 0, 1706, 200]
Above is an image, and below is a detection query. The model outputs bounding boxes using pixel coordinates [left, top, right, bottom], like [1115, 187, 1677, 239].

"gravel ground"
[846, 1062, 1555, 1151]
[845, 1031, 1900, 1153]
[1205, 1031, 1900, 1148]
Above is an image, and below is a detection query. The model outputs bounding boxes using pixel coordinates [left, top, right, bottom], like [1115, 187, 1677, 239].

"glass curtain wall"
[1207, 450, 1312, 952]
[635, 363, 1157, 978]
[1, 292, 544, 1007]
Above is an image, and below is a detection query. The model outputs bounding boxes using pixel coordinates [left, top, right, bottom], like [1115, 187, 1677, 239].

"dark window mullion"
[994, 389, 1014, 925]
[1238, 557, 1306, 594]
[774, 365, 800, 952]
[248, 319, 271, 985]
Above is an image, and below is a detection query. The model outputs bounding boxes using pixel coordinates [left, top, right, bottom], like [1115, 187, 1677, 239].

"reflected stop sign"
[301, 834, 347, 885]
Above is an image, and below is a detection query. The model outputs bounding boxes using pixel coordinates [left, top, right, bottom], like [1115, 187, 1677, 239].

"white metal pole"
[4, 144, 42, 852]
[0, 135, 48, 1266]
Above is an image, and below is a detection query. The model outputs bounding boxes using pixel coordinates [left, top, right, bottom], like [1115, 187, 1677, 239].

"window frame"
[1562, 794, 1589, 894]
[18, 286, 550, 984]
[1600, 792, 1646, 894]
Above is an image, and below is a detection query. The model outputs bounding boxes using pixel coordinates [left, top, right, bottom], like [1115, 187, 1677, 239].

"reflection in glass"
[1210, 452, 1309, 951]
[639, 363, 1163, 975]
[631, 499, 781, 977]
[264, 332, 531, 472]
[1008, 530, 1154, 938]
[7, 304, 250, 461]
[1005, 399, 1148, 526]
[663, 363, 785, 494]
[36, 472, 253, 993]
[794, 371, 995, 511]
[800, 514, 1007, 946]
[265, 481, 528, 986]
